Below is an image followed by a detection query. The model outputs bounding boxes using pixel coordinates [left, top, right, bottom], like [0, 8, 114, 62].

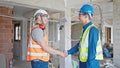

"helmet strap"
[88, 14, 93, 19]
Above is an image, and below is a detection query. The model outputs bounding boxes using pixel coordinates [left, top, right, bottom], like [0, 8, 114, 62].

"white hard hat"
[34, 9, 49, 18]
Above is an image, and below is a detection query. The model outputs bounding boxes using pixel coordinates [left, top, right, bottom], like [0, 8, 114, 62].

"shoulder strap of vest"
[80, 24, 96, 43]
[87, 24, 96, 36]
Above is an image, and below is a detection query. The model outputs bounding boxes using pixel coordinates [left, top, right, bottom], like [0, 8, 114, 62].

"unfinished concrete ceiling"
[1, 0, 113, 21]
[1, 0, 65, 12]
[2, 0, 113, 11]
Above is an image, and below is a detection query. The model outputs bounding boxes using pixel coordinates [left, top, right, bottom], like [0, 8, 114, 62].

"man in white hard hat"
[27, 9, 65, 68]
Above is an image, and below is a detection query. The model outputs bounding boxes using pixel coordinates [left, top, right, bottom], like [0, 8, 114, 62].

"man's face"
[37, 14, 49, 24]
[78, 12, 86, 23]
[42, 16, 49, 24]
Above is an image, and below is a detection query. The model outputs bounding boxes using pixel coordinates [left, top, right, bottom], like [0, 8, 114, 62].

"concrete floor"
[12, 60, 55, 68]
[100, 58, 118, 68]
[13, 61, 31, 68]
[12, 59, 118, 68]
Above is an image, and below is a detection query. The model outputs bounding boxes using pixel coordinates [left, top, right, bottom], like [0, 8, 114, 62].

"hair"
[81, 12, 93, 20]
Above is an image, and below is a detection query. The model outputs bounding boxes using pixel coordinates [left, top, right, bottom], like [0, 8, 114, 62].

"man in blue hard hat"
[64, 4, 103, 68]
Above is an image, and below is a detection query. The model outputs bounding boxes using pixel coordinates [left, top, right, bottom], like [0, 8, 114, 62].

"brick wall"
[0, 6, 13, 68]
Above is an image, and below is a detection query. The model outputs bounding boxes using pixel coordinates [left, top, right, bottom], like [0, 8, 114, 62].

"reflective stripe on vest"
[27, 32, 50, 62]
[79, 24, 103, 62]
[27, 52, 49, 56]
[96, 35, 103, 60]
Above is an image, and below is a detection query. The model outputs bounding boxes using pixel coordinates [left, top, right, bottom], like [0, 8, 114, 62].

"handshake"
[59, 51, 69, 58]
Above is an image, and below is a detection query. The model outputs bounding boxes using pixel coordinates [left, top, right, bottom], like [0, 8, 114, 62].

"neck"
[36, 20, 42, 24]
[83, 20, 90, 26]
[33, 24, 39, 28]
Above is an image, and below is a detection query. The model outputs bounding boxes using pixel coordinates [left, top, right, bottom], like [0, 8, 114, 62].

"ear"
[84, 14, 87, 18]
[85, 14, 89, 20]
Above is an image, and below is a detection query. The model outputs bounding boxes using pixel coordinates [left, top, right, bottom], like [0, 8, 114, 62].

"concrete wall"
[113, 0, 120, 67]
[71, 23, 82, 46]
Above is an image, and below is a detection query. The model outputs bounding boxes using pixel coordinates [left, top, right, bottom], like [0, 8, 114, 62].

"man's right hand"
[63, 51, 68, 58]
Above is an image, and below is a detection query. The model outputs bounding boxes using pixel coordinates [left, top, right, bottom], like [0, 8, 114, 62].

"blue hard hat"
[79, 4, 94, 14]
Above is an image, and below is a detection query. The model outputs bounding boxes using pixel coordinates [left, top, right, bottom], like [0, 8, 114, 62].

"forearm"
[37, 40, 62, 56]
[44, 46, 62, 55]
[67, 42, 79, 55]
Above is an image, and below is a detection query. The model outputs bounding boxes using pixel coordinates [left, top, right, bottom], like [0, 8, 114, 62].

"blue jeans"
[31, 60, 48, 68]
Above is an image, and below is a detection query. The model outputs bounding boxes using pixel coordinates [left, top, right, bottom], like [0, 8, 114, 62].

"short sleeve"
[31, 28, 44, 41]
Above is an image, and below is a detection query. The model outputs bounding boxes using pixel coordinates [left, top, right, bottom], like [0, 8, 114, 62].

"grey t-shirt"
[32, 28, 44, 42]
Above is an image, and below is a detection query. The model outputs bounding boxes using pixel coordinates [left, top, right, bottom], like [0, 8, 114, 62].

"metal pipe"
[92, 4, 103, 24]
[92, 4, 103, 44]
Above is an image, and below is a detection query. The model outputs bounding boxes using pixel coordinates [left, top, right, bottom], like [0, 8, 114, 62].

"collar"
[83, 22, 92, 30]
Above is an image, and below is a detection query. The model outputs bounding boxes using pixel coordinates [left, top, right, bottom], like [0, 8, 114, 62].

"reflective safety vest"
[79, 24, 103, 62]
[27, 29, 50, 62]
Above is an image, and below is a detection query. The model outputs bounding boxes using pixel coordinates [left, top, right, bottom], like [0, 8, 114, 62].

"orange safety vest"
[27, 28, 50, 62]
